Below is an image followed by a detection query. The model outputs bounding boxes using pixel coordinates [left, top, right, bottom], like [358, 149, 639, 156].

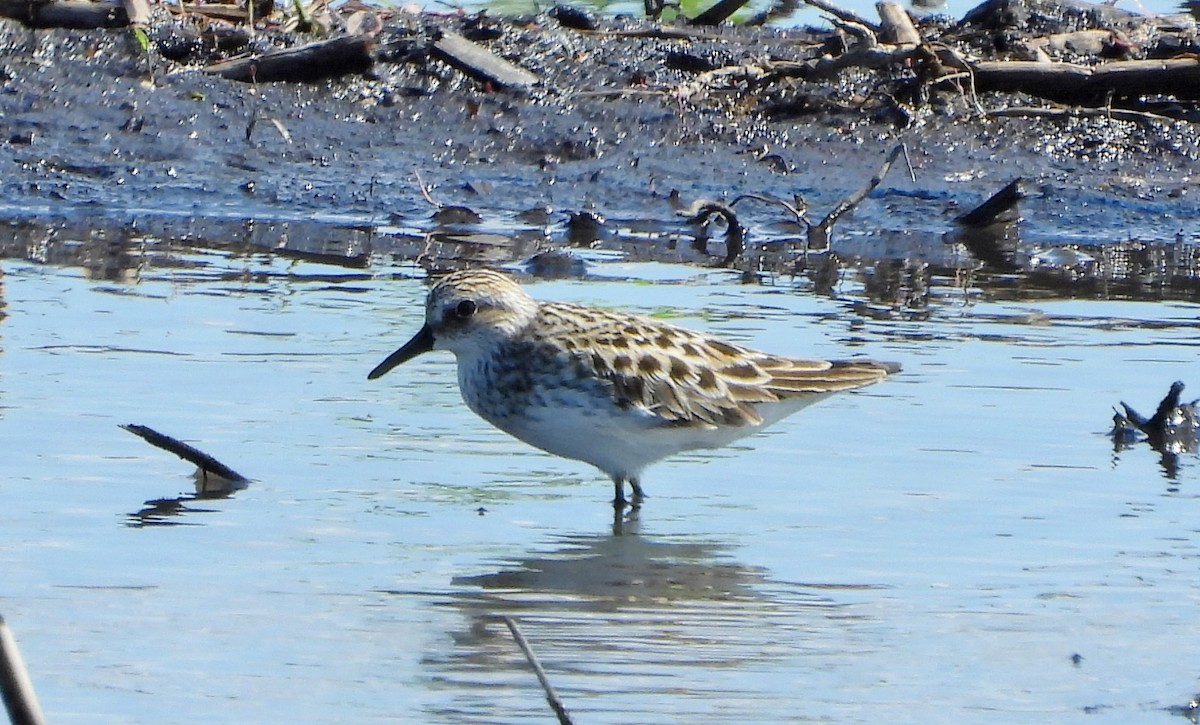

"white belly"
[463, 378, 833, 481]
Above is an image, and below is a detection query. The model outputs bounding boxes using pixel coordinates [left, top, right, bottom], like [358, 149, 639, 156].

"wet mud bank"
[1, 0, 1199, 302]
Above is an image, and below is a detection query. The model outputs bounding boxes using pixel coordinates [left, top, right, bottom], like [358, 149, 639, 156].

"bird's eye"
[454, 299, 477, 318]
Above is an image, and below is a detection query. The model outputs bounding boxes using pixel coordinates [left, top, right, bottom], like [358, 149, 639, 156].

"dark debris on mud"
[0, 0, 1199, 305]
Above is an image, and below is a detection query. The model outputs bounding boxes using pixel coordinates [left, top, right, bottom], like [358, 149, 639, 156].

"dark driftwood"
[204, 35, 375, 83]
[700, 48, 1200, 110]
[956, 178, 1022, 227]
[430, 30, 538, 90]
[951, 178, 1022, 270]
[683, 201, 745, 266]
[121, 424, 249, 483]
[0, 0, 126, 28]
[0, 616, 46, 725]
[1120, 381, 1195, 440]
[969, 58, 1200, 102]
[987, 106, 1182, 123]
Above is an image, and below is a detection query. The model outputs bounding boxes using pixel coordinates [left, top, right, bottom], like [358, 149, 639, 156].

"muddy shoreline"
[1, 1, 1198, 299]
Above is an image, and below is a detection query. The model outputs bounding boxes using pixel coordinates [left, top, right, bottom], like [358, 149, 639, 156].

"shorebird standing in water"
[369, 269, 898, 508]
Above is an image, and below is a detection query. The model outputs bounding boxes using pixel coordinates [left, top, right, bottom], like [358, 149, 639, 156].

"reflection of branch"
[500, 617, 575, 725]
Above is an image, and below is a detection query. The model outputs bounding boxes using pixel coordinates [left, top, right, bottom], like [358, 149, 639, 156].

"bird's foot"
[613, 478, 646, 509]
[629, 479, 645, 508]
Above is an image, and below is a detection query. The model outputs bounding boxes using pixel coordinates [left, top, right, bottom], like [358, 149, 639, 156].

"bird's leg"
[612, 476, 628, 509]
[629, 478, 645, 508]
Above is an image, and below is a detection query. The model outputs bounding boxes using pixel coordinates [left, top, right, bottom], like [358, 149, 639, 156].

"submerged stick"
[0, 616, 47, 725]
[809, 142, 912, 249]
[682, 201, 745, 266]
[500, 616, 574, 725]
[955, 178, 1022, 227]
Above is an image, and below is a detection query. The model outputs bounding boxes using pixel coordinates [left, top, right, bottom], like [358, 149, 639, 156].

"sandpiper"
[369, 269, 898, 507]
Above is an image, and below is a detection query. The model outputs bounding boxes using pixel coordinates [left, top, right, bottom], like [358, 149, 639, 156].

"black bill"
[367, 324, 435, 380]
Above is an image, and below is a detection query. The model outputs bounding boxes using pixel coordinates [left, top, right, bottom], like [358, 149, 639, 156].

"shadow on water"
[407, 511, 880, 722]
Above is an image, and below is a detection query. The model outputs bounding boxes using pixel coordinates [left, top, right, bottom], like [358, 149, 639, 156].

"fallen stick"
[578, 26, 746, 41]
[987, 105, 1184, 124]
[204, 34, 375, 83]
[682, 201, 745, 266]
[0, 615, 46, 725]
[175, 2, 250, 22]
[955, 177, 1021, 227]
[966, 57, 1200, 104]
[500, 617, 574, 725]
[0, 0, 127, 27]
[809, 142, 912, 249]
[430, 30, 538, 90]
[122, 0, 150, 27]
[1119, 381, 1197, 443]
[121, 424, 249, 483]
[731, 143, 911, 251]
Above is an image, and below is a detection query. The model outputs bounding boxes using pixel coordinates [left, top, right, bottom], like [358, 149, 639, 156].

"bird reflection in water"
[451, 510, 765, 603]
[413, 511, 878, 721]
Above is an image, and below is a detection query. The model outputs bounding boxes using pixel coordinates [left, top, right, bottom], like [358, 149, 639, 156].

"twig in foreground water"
[500, 616, 575, 725]
[0, 615, 47, 725]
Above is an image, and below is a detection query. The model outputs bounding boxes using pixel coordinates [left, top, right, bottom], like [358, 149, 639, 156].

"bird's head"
[368, 269, 536, 379]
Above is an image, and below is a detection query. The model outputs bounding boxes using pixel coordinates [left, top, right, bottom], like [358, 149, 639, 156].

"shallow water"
[1, 237, 1199, 723]
[462, 0, 1186, 29]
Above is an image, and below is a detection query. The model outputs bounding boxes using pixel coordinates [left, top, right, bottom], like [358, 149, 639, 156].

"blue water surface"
[0, 249, 1198, 723]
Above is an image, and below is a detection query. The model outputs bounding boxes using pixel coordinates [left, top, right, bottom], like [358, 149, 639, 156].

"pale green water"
[1, 247, 1198, 723]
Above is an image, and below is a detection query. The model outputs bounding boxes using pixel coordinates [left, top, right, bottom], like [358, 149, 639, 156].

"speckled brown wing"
[534, 302, 897, 429]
